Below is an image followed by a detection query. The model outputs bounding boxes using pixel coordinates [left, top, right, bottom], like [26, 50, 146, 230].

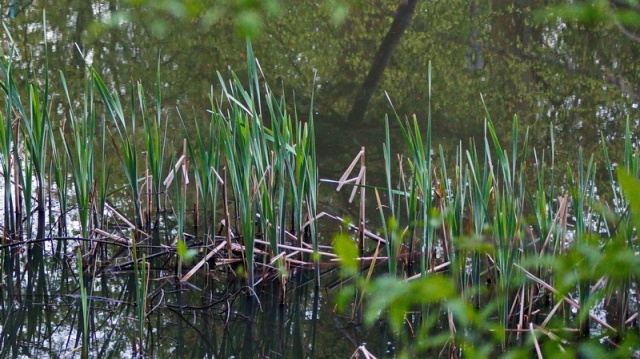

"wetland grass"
[331, 75, 640, 356]
[0, 36, 330, 356]
[1, 35, 639, 357]
[60, 71, 96, 243]
[0, 47, 20, 301]
[76, 248, 89, 359]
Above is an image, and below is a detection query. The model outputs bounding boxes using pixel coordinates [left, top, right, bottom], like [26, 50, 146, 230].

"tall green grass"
[92, 70, 142, 232]
[2, 28, 639, 358]
[202, 41, 319, 287]
[182, 97, 220, 245]
[332, 70, 640, 356]
[140, 62, 167, 235]
[0, 44, 22, 243]
[378, 62, 434, 278]
[60, 72, 96, 242]
[76, 249, 90, 359]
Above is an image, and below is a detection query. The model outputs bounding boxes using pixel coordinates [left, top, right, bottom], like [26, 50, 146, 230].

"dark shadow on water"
[348, 0, 420, 123]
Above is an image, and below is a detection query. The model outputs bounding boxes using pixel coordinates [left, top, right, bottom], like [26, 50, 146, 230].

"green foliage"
[76, 249, 90, 359]
[176, 239, 198, 262]
[3, 2, 640, 356]
[618, 169, 640, 229]
[334, 110, 640, 356]
[59, 71, 96, 240]
[365, 275, 454, 331]
[538, 0, 640, 28]
[93, 0, 349, 38]
[333, 233, 359, 276]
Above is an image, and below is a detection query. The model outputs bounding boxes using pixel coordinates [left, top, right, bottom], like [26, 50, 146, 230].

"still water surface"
[1, 1, 639, 357]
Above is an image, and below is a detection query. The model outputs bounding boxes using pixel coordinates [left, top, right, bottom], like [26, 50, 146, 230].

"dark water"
[1, 0, 640, 357]
[6, 0, 640, 170]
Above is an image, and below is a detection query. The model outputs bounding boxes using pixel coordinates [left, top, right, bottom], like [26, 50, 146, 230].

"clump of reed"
[0, 29, 326, 355]
[183, 42, 321, 288]
[0, 22, 639, 357]
[332, 65, 640, 357]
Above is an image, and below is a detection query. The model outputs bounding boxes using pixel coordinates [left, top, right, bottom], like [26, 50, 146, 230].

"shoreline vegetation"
[1, 38, 640, 358]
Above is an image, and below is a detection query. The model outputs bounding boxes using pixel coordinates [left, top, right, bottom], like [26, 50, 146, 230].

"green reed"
[380, 114, 420, 277]
[438, 142, 468, 294]
[95, 102, 110, 231]
[380, 63, 434, 278]
[255, 87, 290, 270]
[140, 62, 167, 232]
[335, 105, 640, 356]
[0, 45, 20, 241]
[49, 131, 69, 238]
[380, 115, 397, 276]
[603, 118, 640, 236]
[92, 69, 142, 231]
[335, 79, 623, 353]
[487, 116, 528, 344]
[534, 125, 557, 251]
[0, 107, 13, 238]
[214, 76, 259, 286]
[600, 119, 640, 336]
[205, 41, 319, 286]
[566, 147, 598, 336]
[183, 95, 223, 242]
[463, 134, 493, 302]
[131, 237, 147, 351]
[397, 119, 433, 277]
[603, 121, 640, 323]
[76, 249, 89, 359]
[263, 79, 319, 262]
[60, 72, 95, 241]
[22, 73, 50, 240]
[527, 125, 562, 330]
[0, 21, 52, 308]
[0, 49, 19, 301]
[264, 64, 319, 276]
[0, 28, 639, 357]
[169, 143, 189, 277]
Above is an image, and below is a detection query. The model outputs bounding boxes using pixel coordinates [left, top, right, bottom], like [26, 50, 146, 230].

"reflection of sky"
[304, 289, 320, 321]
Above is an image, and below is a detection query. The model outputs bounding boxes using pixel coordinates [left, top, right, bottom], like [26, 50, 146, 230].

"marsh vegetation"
[1, 1, 640, 358]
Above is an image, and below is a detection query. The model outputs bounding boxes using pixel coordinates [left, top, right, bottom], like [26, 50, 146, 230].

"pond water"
[2, 0, 640, 358]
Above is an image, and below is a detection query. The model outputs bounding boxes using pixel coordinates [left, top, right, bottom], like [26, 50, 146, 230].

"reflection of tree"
[3, 0, 640, 175]
[348, 0, 419, 123]
[2, 1, 640, 356]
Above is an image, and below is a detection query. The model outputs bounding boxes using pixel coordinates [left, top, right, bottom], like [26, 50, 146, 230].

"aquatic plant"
[0, 27, 638, 357]
[332, 111, 640, 358]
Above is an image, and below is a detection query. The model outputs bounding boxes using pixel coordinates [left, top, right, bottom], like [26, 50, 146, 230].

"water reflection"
[1, 260, 341, 357]
[4, 0, 638, 164]
[2, 0, 640, 357]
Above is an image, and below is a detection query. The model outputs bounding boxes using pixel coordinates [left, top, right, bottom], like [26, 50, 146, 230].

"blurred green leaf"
[364, 275, 455, 331]
[447, 297, 476, 327]
[112, 0, 349, 39]
[618, 168, 640, 230]
[330, 4, 349, 25]
[453, 234, 496, 255]
[534, 0, 640, 33]
[333, 233, 359, 276]
[335, 285, 356, 312]
[235, 9, 262, 38]
[537, 1, 613, 25]
[176, 239, 198, 262]
[617, 9, 640, 26]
